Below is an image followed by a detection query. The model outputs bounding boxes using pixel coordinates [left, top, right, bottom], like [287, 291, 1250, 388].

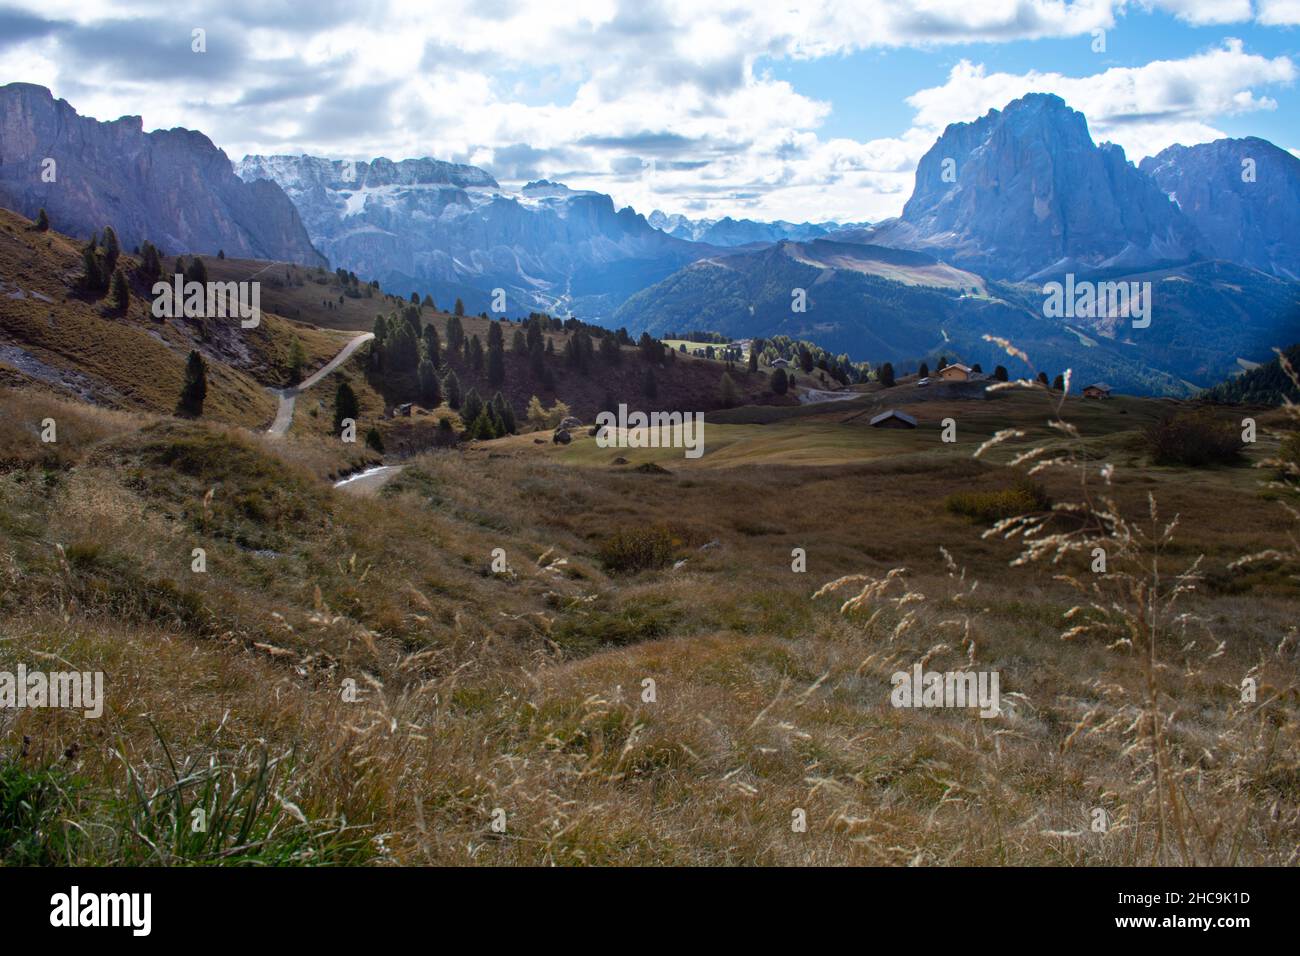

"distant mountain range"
[0, 83, 323, 266]
[2, 84, 1297, 396]
[613, 237, 1300, 395]
[616, 92, 1300, 394]
[234, 158, 716, 319]
[646, 210, 867, 246]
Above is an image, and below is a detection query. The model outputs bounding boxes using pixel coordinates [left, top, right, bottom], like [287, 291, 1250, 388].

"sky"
[2, 0, 1299, 223]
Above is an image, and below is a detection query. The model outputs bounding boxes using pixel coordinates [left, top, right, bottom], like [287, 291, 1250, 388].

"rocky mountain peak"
[0, 83, 323, 265]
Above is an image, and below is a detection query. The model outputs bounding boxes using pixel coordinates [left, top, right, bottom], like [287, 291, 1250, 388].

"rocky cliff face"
[0, 84, 323, 265]
[868, 93, 1205, 279]
[1141, 137, 1300, 280]
[236, 158, 709, 319]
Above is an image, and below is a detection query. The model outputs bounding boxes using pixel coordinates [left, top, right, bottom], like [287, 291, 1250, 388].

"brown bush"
[1145, 408, 1244, 466]
[595, 524, 679, 574]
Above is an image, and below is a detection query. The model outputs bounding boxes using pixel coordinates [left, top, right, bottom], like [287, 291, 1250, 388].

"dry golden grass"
[0, 369, 1296, 865]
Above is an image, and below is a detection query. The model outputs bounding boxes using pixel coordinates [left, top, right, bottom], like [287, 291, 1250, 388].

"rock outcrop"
[866, 93, 1205, 279]
[1141, 137, 1300, 280]
[0, 83, 324, 265]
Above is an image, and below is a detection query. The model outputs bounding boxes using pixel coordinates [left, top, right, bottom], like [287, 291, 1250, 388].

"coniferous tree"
[461, 387, 483, 428]
[469, 334, 484, 373]
[465, 407, 489, 440]
[35, 208, 49, 231]
[747, 348, 758, 373]
[994, 365, 1009, 382]
[418, 357, 442, 406]
[445, 314, 465, 355]
[879, 363, 896, 388]
[436, 417, 455, 447]
[1053, 373, 1065, 391]
[179, 350, 207, 416]
[333, 380, 359, 432]
[638, 331, 659, 364]
[529, 337, 546, 379]
[454, 297, 465, 317]
[918, 362, 930, 379]
[512, 329, 527, 354]
[422, 324, 441, 366]
[487, 321, 505, 386]
[80, 238, 105, 292]
[443, 369, 462, 409]
[108, 268, 130, 313]
[600, 333, 622, 366]
[1037, 371, 1050, 387]
[491, 392, 516, 434]
[387, 320, 419, 371]
[642, 365, 657, 400]
[771, 367, 789, 395]
[101, 226, 120, 274]
[139, 241, 162, 283]
[185, 256, 208, 287]
[798, 345, 814, 374]
[402, 304, 422, 336]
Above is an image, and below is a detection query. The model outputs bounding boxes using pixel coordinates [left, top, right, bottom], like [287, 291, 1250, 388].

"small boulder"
[553, 429, 572, 445]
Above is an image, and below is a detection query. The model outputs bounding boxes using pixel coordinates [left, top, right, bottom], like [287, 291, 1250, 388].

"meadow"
[1, 374, 1295, 865]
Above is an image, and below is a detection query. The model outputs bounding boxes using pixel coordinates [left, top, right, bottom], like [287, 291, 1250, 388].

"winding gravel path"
[267, 332, 373, 437]
[798, 387, 864, 405]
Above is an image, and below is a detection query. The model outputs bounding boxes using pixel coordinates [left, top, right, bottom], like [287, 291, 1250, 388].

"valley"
[1, 64, 1297, 877]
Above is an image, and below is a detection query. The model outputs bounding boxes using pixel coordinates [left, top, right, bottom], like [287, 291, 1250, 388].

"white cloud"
[905, 40, 1296, 161]
[0, 1, 1295, 223]
[1143, 0, 1254, 25]
[1257, 0, 1300, 24]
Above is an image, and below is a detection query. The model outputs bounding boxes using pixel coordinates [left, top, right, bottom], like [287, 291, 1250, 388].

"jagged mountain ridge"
[1141, 137, 1300, 281]
[235, 157, 716, 320]
[0, 83, 323, 266]
[646, 210, 866, 246]
[860, 93, 1206, 280]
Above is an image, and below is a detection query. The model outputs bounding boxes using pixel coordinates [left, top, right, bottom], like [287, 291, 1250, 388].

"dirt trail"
[267, 332, 373, 436]
[333, 464, 404, 495]
[798, 387, 863, 405]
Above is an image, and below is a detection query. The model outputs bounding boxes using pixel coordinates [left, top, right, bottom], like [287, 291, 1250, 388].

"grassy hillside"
[0, 209, 350, 427]
[1, 369, 1296, 865]
[613, 239, 1300, 396]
